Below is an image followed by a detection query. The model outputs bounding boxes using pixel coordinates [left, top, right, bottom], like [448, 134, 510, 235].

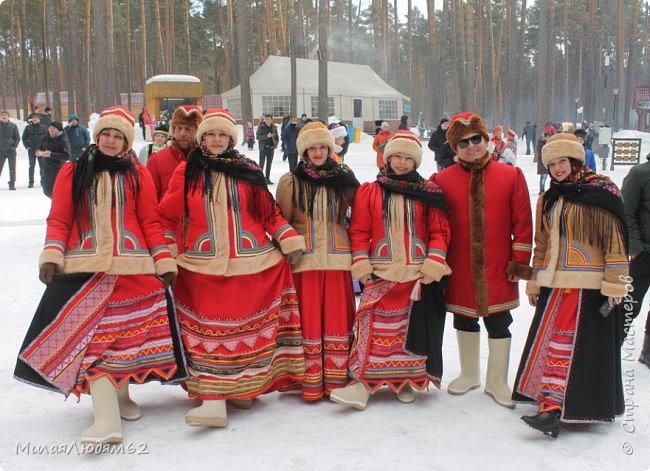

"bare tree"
[318, 0, 329, 122]
[236, 0, 253, 126]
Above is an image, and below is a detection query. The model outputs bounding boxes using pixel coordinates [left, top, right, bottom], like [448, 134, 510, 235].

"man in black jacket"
[428, 118, 455, 170]
[621, 152, 650, 366]
[0, 111, 20, 190]
[256, 114, 278, 184]
[22, 113, 48, 188]
[36, 121, 70, 198]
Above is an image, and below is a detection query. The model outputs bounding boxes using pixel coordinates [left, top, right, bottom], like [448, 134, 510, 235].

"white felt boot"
[329, 382, 370, 410]
[447, 331, 481, 395]
[185, 400, 228, 428]
[117, 383, 141, 420]
[80, 376, 123, 444]
[484, 337, 515, 408]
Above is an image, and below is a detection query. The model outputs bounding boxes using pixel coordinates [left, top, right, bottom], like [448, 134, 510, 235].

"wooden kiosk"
[144, 74, 203, 123]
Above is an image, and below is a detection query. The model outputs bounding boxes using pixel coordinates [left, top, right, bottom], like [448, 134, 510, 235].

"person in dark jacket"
[22, 113, 48, 188]
[256, 114, 279, 184]
[621, 151, 650, 368]
[521, 121, 537, 155]
[428, 118, 454, 170]
[64, 114, 90, 162]
[36, 121, 71, 198]
[0, 111, 20, 190]
[282, 117, 300, 172]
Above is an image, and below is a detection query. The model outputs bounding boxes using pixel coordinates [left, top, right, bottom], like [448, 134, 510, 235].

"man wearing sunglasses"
[430, 111, 533, 409]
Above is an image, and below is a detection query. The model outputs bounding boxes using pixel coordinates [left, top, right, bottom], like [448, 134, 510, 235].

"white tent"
[221, 55, 410, 130]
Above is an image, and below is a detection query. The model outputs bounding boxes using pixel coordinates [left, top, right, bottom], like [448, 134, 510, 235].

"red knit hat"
[171, 105, 203, 131]
[94, 105, 136, 149]
[383, 130, 423, 168]
[446, 112, 489, 151]
[196, 108, 238, 144]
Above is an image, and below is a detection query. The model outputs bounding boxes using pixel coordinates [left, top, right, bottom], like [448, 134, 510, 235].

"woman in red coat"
[330, 131, 451, 410]
[431, 112, 533, 408]
[276, 122, 360, 401]
[15, 106, 183, 445]
[159, 109, 306, 428]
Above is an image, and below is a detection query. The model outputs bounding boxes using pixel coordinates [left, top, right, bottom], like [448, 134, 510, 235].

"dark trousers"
[287, 153, 298, 172]
[27, 151, 43, 185]
[525, 138, 533, 155]
[628, 252, 650, 333]
[259, 146, 274, 180]
[0, 153, 16, 185]
[453, 311, 513, 339]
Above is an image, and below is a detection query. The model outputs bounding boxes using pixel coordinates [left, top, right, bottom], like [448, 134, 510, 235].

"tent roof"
[222, 56, 408, 100]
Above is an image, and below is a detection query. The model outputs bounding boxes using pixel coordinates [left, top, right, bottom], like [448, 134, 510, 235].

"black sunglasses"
[457, 134, 483, 149]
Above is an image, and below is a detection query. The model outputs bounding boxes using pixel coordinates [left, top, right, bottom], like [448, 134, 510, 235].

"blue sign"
[403, 103, 411, 113]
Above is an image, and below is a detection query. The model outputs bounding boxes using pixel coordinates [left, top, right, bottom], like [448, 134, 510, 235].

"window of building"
[310, 97, 335, 118]
[262, 96, 291, 118]
[226, 97, 241, 119]
[378, 99, 398, 120]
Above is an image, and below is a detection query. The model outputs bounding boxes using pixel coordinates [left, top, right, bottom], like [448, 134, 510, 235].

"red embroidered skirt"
[174, 262, 305, 400]
[293, 269, 355, 401]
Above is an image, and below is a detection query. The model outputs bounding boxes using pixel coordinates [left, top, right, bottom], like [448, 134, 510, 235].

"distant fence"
[611, 138, 642, 167]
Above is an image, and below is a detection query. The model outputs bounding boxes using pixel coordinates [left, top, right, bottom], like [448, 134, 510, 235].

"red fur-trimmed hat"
[94, 105, 135, 149]
[171, 105, 203, 131]
[507, 129, 517, 140]
[446, 111, 489, 152]
[196, 108, 238, 144]
[383, 130, 422, 168]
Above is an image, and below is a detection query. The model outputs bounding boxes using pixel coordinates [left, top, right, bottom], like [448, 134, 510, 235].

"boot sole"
[484, 390, 515, 408]
[79, 432, 123, 445]
[185, 415, 228, 428]
[228, 399, 254, 410]
[329, 394, 367, 410]
[521, 417, 560, 438]
[120, 411, 142, 421]
[447, 383, 480, 395]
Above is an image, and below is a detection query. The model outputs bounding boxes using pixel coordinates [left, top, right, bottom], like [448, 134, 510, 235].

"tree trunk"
[236, 0, 253, 126]
[318, 0, 329, 122]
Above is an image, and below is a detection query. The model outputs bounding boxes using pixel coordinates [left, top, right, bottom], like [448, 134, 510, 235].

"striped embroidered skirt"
[174, 262, 305, 400]
[293, 269, 355, 401]
[347, 279, 429, 394]
[15, 273, 186, 398]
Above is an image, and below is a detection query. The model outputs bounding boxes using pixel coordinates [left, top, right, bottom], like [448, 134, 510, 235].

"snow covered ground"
[1, 120, 649, 471]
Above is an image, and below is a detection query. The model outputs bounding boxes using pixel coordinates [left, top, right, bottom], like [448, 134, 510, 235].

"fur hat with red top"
[507, 129, 517, 140]
[94, 105, 135, 149]
[383, 130, 423, 168]
[196, 108, 238, 145]
[171, 105, 203, 131]
[446, 112, 489, 152]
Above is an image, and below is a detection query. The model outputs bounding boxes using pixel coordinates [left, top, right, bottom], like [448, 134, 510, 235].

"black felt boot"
[521, 410, 561, 438]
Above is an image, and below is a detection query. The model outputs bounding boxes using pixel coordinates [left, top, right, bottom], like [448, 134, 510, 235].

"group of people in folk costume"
[14, 106, 631, 444]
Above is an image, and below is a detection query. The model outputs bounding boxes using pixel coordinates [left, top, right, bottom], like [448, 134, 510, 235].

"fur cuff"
[601, 280, 628, 298]
[39, 249, 64, 270]
[155, 258, 178, 276]
[279, 235, 306, 255]
[351, 259, 373, 281]
[507, 261, 533, 280]
[420, 259, 452, 282]
[168, 243, 178, 258]
[525, 279, 540, 296]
